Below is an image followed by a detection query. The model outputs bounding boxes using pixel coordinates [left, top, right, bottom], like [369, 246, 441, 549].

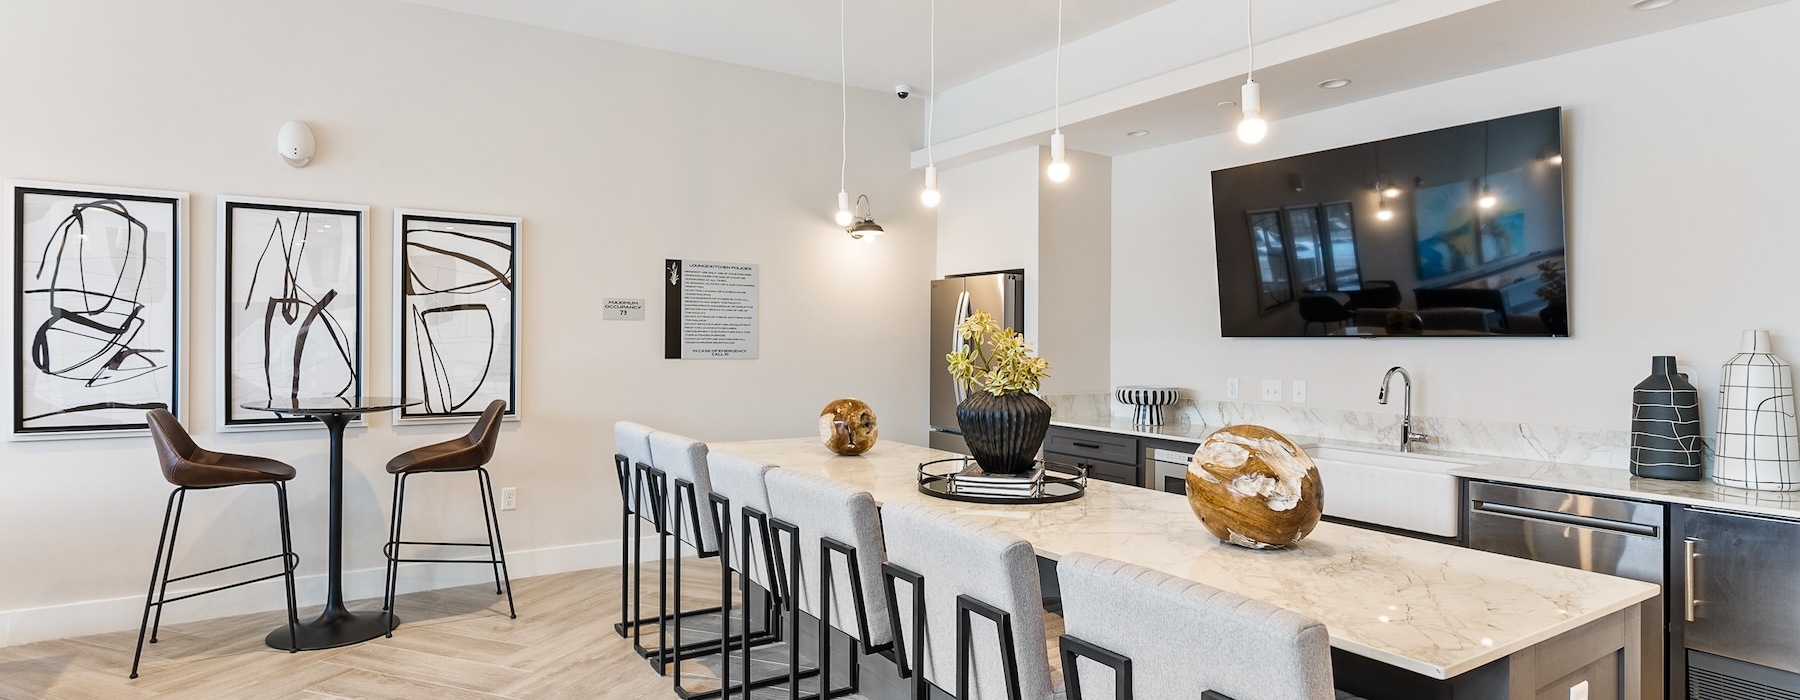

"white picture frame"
[216, 195, 368, 432]
[392, 208, 520, 424]
[7, 180, 188, 441]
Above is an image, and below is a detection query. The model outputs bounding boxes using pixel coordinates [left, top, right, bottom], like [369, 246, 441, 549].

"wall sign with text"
[664, 259, 758, 360]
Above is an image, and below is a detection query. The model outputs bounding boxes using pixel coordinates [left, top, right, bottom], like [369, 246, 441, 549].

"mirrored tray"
[916, 456, 1088, 505]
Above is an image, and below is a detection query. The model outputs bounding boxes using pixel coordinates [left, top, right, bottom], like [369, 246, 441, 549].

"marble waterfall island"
[710, 438, 1660, 699]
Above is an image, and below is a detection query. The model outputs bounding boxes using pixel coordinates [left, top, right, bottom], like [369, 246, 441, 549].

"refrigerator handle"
[1684, 537, 1701, 622]
[952, 291, 971, 404]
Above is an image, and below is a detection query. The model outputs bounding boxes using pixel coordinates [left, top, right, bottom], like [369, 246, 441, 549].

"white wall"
[1111, 2, 1800, 432]
[0, 0, 932, 645]
[1038, 149, 1112, 395]
[937, 147, 1040, 344]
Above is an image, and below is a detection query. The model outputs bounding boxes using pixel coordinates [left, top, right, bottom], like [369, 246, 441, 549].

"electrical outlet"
[1568, 680, 1588, 700]
[1261, 379, 1282, 401]
[1226, 378, 1240, 400]
[500, 487, 517, 511]
[1291, 380, 1307, 403]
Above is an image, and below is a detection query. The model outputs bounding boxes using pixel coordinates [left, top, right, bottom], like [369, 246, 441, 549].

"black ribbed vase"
[1630, 355, 1703, 480]
[956, 391, 1052, 475]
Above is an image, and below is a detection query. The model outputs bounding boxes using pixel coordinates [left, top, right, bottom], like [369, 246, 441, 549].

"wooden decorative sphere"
[1185, 425, 1323, 550]
[819, 398, 878, 455]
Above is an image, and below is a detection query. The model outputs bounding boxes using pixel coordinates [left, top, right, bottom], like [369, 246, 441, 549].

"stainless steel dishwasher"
[1466, 481, 1666, 698]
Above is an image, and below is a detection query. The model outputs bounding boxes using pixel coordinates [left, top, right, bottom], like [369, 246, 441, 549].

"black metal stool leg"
[478, 468, 516, 618]
[385, 472, 411, 637]
[130, 489, 182, 679]
[383, 473, 402, 615]
[274, 482, 301, 653]
[148, 488, 189, 644]
[476, 468, 504, 594]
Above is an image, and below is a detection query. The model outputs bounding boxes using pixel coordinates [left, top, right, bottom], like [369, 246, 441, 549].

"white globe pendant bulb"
[835, 191, 853, 227]
[1237, 80, 1267, 144]
[921, 165, 941, 207]
[1047, 131, 1071, 182]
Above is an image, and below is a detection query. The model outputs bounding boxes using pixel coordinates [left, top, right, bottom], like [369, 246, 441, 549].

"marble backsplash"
[1042, 392, 1632, 469]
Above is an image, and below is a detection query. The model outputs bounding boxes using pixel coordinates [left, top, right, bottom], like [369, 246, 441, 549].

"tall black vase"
[956, 391, 1052, 475]
[1630, 355, 1703, 480]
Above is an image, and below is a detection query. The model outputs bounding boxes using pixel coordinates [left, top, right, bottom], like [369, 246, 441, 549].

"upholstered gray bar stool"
[381, 399, 514, 633]
[680, 449, 798, 699]
[879, 502, 1060, 700]
[765, 469, 894, 699]
[1056, 552, 1364, 700]
[613, 420, 659, 643]
[650, 431, 734, 674]
[132, 409, 301, 679]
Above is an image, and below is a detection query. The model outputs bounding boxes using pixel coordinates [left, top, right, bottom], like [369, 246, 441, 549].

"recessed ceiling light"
[1218, 100, 1238, 108]
[1630, 0, 1675, 9]
[1126, 129, 1150, 137]
[1318, 78, 1351, 89]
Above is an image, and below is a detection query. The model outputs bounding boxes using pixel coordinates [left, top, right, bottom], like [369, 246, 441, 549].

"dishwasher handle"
[1471, 500, 1661, 538]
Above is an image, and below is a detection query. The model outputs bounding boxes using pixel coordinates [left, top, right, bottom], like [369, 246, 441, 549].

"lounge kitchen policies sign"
[664, 259, 759, 360]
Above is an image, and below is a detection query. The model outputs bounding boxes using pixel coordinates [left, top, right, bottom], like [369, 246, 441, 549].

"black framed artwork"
[9, 181, 187, 439]
[217, 196, 367, 431]
[392, 209, 520, 423]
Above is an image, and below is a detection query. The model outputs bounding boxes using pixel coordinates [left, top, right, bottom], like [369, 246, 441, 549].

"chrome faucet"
[1377, 366, 1431, 452]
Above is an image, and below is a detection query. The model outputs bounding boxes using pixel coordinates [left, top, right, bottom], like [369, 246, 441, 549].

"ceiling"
[396, 0, 1793, 164]
[391, 0, 1388, 93]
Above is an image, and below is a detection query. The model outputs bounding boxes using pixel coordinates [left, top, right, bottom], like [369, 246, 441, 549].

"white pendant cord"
[1046, 0, 1071, 182]
[1245, 0, 1254, 83]
[921, 0, 941, 207]
[834, 0, 852, 226]
[839, 0, 847, 195]
[927, 0, 936, 167]
[1053, 0, 1063, 136]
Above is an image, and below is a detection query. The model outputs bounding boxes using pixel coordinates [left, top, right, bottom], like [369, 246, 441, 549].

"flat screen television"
[1212, 107, 1567, 338]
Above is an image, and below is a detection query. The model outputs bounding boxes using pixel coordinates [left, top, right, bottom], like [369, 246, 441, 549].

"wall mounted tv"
[1212, 107, 1567, 338]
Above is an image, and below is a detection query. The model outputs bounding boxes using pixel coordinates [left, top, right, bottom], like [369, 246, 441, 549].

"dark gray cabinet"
[1043, 426, 1140, 486]
[1677, 507, 1800, 697]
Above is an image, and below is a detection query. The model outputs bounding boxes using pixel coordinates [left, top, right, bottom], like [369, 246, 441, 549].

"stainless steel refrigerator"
[929, 271, 1025, 454]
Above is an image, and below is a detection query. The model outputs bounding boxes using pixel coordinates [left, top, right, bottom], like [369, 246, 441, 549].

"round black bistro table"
[241, 396, 418, 651]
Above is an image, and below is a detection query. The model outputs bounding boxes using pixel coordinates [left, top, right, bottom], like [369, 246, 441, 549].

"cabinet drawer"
[1045, 428, 1139, 465]
[1045, 451, 1139, 486]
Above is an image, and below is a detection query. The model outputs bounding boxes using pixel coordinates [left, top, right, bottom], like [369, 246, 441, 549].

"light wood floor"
[0, 564, 831, 700]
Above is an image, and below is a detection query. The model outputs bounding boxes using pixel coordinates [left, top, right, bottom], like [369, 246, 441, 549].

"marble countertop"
[710, 438, 1659, 681]
[1051, 416, 1800, 521]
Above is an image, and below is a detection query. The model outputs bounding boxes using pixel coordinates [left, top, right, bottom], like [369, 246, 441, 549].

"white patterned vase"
[1714, 330, 1800, 491]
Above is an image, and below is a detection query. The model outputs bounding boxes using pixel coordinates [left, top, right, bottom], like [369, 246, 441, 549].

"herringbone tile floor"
[0, 565, 836, 700]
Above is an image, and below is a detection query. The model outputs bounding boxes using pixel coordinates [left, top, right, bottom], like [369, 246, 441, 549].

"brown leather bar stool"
[381, 399, 515, 633]
[132, 409, 301, 678]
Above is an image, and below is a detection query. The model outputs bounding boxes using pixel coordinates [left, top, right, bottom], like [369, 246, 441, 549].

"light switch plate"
[1226, 378, 1239, 400]
[1291, 380, 1307, 403]
[1261, 379, 1282, 401]
[1569, 680, 1588, 700]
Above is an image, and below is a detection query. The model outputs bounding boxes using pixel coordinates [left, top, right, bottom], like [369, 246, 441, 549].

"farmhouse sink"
[1301, 444, 1483, 539]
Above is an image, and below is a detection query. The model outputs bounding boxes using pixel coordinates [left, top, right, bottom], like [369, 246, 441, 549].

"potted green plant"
[946, 310, 1053, 474]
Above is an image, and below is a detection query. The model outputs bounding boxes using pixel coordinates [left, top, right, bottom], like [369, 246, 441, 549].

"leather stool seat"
[149, 410, 297, 487]
[385, 408, 502, 475]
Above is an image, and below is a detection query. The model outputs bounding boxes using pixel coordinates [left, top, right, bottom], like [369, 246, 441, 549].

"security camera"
[895, 84, 912, 99]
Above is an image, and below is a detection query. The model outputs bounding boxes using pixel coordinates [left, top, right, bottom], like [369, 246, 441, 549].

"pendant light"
[1046, 0, 1071, 182]
[833, 0, 854, 227]
[920, 0, 941, 207]
[1236, 0, 1268, 144]
[848, 195, 885, 238]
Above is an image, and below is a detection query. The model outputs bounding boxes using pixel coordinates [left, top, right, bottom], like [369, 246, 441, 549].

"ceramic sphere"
[1185, 424, 1323, 550]
[819, 398, 878, 455]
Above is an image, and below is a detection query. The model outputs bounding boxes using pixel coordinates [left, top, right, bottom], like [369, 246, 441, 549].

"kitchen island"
[711, 437, 1660, 700]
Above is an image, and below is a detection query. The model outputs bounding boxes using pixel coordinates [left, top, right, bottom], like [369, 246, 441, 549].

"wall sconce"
[847, 195, 885, 239]
[277, 121, 315, 168]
